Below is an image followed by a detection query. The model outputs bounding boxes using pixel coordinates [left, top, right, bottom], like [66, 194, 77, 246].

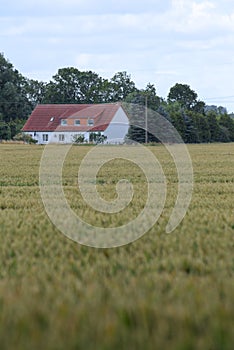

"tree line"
[0, 52, 234, 143]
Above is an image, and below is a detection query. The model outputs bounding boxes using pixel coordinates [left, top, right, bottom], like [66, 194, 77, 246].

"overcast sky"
[1, 0, 234, 112]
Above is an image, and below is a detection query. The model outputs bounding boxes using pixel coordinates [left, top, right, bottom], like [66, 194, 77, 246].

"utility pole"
[145, 94, 148, 144]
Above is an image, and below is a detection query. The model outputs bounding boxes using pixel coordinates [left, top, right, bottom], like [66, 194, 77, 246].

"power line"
[205, 95, 234, 100]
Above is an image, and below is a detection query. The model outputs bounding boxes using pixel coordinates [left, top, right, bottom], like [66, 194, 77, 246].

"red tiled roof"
[22, 103, 121, 132]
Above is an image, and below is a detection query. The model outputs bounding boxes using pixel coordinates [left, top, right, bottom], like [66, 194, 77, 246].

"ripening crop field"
[0, 143, 233, 350]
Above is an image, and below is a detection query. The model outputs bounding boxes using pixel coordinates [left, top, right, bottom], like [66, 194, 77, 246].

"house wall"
[24, 131, 90, 144]
[103, 106, 129, 143]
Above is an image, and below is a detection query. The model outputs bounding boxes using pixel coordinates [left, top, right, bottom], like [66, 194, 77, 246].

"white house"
[22, 103, 129, 144]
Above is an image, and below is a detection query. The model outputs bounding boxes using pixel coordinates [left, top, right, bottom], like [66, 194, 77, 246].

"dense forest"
[0, 52, 234, 143]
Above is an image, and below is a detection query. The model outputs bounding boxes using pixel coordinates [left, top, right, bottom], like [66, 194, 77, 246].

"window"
[75, 119, 80, 125]
[59, 134, 65, 142]
[50, 117, 55, 122]
[87, 119, 94, 126]
[43, 134, 48, 142]
[61, 119, 67, 125]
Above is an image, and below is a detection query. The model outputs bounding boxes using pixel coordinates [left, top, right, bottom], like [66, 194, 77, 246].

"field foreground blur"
[0, 143, 233, 350]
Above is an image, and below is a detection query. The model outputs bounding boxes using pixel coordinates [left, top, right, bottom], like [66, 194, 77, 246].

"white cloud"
[1, 0, 170, 16]
[1, 0, 234, 111]
[75, 53, 94, 68]
[164, 0, 234, 34]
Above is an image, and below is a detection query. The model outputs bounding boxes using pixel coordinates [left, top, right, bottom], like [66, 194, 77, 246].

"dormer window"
[87, 118, 94, 126]
[61, 119, 67, 126]
[75, 119, 80, 125]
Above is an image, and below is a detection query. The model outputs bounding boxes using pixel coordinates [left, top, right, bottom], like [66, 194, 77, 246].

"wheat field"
[0, 143, 233, 350]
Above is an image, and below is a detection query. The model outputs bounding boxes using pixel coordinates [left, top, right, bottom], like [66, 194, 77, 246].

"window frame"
[87, 118, 94, 126]
[59, 134, 65, 142]
[42, 134, 48, 142]
[61, 119, 67, 126]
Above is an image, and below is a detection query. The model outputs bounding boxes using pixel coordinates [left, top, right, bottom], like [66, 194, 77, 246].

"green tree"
[89, 132, 107, 144]
[144, 83, 161, 111]
[219, 126, 230, 142]
[187, 111, 210, 143]
[109, 71, 136, 101]
[124, 102, 147, 143]
[0, 53, 32, 122]
[165, 102, 186, 140]
[43, 68, 105, 104]
[9, 119, 26, 139]
[25, 79, 47, 108]
[125, 83, 161, 111]
[196, 113, 211, 142]
[219, 114, 234, 142]
[124, 102, 161, 143]
[193, 100, 206, 114]
[73, 134, 85, 144]
[182, 112, 199, 143]
[125, 83, 162, 142]
[168, 83, 199, 110]
[126, 125, 146, 143]
[206, 111, 221, 142]
[0, 120, 11, 140]
[13, 132, 37, 143]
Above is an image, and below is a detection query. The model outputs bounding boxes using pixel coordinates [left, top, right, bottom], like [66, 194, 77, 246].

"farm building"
[22, 103, 129, 144]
